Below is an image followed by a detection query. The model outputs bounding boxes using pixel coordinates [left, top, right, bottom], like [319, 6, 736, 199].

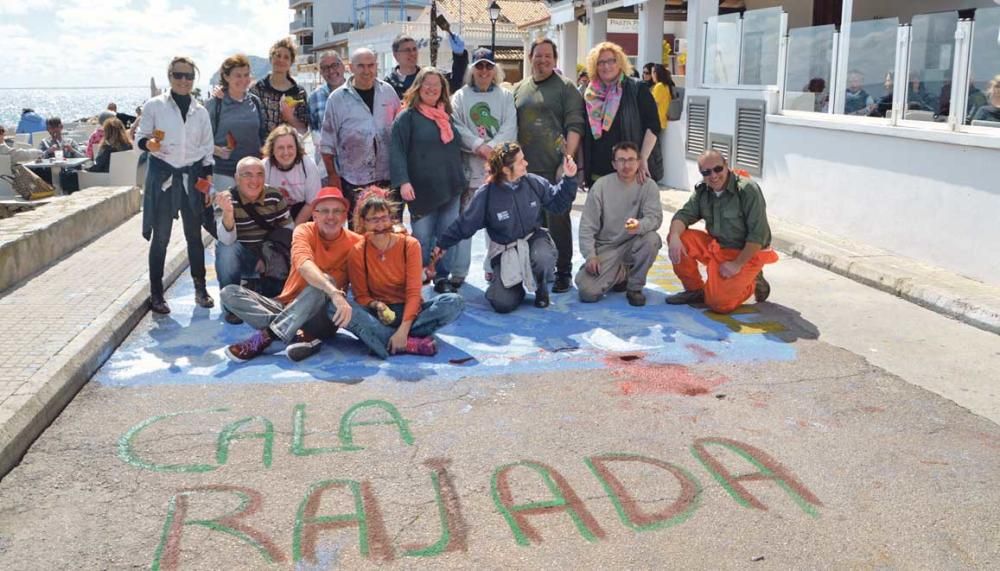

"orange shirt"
[347, 234, 424, 322]
[275, 222, 361, 306]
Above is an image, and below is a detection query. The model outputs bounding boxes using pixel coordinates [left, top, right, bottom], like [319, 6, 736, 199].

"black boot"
[534, 273, 550, 308]
[149, 294, 170, 315]
[194, 279, 215, 308]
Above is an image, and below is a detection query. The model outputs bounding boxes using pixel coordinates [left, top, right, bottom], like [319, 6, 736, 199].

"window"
[782, 24, 836, 113]
[903, 11, 958, 122]
[967, 7, 1000, 128]
[841, 18, 899, 117]
[703, 13, 741, 85]
[740, 7, 783, 86]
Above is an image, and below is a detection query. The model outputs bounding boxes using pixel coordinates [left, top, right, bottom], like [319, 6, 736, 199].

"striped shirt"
[217, 185, 291, 246]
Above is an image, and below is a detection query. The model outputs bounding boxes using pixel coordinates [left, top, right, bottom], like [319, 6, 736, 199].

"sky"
[1, 0, 292, 89]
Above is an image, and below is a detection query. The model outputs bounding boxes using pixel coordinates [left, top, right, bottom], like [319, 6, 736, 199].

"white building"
[550, 0, 1000, 285]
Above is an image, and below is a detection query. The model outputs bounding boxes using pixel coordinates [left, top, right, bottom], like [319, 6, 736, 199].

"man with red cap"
[221, 186, 364, 362]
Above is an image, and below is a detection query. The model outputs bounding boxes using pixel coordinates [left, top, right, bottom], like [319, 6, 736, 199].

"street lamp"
[488, 1, 502, 54]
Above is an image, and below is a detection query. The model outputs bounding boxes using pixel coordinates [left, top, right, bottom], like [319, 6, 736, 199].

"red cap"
[312, 186, 350, 210]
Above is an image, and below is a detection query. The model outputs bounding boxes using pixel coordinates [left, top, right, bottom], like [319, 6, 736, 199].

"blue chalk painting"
[94, 216, 797, 387]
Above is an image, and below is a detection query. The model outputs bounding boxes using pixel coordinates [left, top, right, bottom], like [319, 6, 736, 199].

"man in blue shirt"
[307, 52, 347, 132]
[16, 109, 46, 142]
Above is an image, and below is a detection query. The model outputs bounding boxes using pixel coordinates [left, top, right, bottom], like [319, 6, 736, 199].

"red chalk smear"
[605, 354, 727, 397]
[685, 344, 718, 362]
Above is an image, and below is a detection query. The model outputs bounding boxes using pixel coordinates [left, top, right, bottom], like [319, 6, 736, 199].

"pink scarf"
[584, 74, 624, 139]
[417, 102, 454, 144]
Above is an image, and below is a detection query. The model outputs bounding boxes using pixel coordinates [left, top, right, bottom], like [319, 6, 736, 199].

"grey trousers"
[574, 231, 662, 302]
[220, 285, 338, 343]
[485, 230, 556, 314]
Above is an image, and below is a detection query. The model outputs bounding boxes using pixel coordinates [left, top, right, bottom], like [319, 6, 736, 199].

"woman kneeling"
[433, 143, 578, 313]
[347, 189, 465, 357]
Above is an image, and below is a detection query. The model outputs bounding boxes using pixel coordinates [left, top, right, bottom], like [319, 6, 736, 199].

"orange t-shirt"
[275, 222, 361, 306]
[347, 234, 424, 322]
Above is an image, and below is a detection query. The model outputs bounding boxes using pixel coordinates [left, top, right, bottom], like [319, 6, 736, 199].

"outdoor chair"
[78, 149, 141, 189]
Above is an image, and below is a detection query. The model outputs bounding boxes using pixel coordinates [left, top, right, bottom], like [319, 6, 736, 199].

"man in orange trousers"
[665, 149, 777, 313]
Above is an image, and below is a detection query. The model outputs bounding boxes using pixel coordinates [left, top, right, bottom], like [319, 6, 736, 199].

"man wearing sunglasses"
[665, 150, 777, 313]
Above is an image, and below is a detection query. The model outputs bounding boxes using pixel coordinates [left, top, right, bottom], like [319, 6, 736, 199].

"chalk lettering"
[216, 416, 274, 468]
[402, 458, 469, 557]
[585, 453, 702, 531]
[118, 409, 227, 473]
[293, 479, 394, 562]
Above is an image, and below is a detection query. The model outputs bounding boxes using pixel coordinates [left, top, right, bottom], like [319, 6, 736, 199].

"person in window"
[844, 70, 875, 116]
[804, 78, 829, 112]
[970, 75, 1000, 123]
[871, 71, 895, 117]
[905, 72, 936, 112]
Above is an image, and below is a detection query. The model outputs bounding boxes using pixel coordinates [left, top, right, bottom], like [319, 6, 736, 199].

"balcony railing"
[289, 0, 311, 8]
[290, 18, 314, 33]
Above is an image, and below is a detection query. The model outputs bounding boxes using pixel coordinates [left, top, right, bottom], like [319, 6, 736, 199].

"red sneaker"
[225, 329, 273, 362]
[404, 336, 437, 356]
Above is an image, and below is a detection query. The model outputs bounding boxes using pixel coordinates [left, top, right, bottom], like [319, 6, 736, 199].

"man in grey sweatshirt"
[575, 141, 663, 306]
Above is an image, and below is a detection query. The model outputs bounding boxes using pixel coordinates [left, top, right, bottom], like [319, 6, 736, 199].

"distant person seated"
[129, 106, 143, 140]
[905, 73, 936, 112]
[970, 74, 1000, 123]
[16, 108, 46, 139]
[346, 189, 465, 357]
[575, 142, 663, 306]
[937, 81, 987, 118]
[871, 72, 895, 117]
[804, 77, 829, 112]
[844, 70, 875, 116]
[221, 186, 360, 363]
[431, 143, 579, 313]
[39, 117, 83, 159]
[85, 110, 116, 159]
[665, 150, 777, 314]
[0, 125, 12, 154]
[61, 117, 133, 193]
[214, 156, 294, 323]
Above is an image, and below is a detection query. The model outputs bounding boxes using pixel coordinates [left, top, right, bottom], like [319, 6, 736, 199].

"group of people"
[137, 33, 776, 364]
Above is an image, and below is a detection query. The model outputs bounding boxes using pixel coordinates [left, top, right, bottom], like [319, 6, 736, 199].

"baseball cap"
[311, 186, 350, 210]
[471, 47, 495, 67]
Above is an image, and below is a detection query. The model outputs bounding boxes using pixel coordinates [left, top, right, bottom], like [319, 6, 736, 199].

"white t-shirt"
[263, 157, 322, 206]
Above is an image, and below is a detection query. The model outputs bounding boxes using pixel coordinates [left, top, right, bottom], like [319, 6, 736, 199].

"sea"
[0, 86, 155, 128]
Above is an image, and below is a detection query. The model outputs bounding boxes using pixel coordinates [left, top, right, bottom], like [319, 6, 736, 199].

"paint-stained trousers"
[672, 229, 778, 314]
[575, 231, 662, 302]
[221, 285, 338, 343]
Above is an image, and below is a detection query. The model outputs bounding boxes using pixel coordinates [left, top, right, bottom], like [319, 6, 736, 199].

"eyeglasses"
[364, 215, 391, 224]
[315, 207, 346, 217]
[613, 157, 639, 165]
[597, 58, 618, 67]
[474, 62, 495, 70]
[320, 64, 342, 72]
[238, 171, 265, 179]
[171, 71, 195, 81]
[396, 47, 418, 54]
[699, 165, 726, 177]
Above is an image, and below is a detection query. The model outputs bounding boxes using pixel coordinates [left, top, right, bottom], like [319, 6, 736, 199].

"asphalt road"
[1, 224, 998, 570]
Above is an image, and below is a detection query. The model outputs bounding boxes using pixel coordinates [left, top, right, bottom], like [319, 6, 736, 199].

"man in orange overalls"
[665, 149, 777, 313]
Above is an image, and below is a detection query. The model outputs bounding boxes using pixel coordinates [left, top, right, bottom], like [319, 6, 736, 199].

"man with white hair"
[307, 51, 347, 133]
[319, 48, 401, 224]
[214, 156, 294, 323]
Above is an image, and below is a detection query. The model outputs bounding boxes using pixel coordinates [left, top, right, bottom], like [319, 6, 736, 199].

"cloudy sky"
[1, 0, 291, 88]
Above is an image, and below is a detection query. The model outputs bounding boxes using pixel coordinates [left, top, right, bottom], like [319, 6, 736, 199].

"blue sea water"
[0, 86, 152, 128]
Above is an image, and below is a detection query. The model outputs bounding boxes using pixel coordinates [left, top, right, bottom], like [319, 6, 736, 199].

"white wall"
[853, 0, 996, 22]
[762, 121, 1000, 284]
[686, 87, 779, 137]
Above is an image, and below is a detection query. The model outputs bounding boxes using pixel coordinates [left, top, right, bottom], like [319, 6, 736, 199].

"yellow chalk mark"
[704, 306, 786, 334]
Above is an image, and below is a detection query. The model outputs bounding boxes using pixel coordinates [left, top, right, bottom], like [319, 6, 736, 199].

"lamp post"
[488, 1, 502, 54]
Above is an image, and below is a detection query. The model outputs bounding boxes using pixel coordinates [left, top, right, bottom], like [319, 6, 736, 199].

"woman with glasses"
[432, 143, 578, 313]
[346, 189, 465, 357]
[262, 124, 321, 224]
[581, 42, 663, 186]
[137, 56, 216, 315]
[206, 54, 268, 192]
[250, 37, 309, 135]
[448, 47, 518, 290]
[390, 67, 466, 294]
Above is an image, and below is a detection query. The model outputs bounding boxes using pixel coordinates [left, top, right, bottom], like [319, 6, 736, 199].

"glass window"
[782, 25, 836, 112]
[842, 18, 899, 117]
[740, 7, 783, 86]
[967, 7, 1000, 127]
[903, 11, 958, 122]
[703, 13, 741, 85]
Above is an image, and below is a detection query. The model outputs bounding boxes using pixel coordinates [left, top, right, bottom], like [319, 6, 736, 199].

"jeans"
[148, 183, 206, 298]
[450, 187, 477, 280]
[221, 284, 338, 342]
[345, 294, 465, 359]
[410, 197, 461, 282]
[215, 241, 261, 290]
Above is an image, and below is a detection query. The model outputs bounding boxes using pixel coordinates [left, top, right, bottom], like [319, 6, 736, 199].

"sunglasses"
[171, 71, 196, 81]
[474, 62, 495, 70]
[699, 165, 726, 177]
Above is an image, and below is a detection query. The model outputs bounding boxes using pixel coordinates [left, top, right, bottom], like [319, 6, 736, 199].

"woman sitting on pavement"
[263, 124, 322, 224]
[206, 53, 268, 192]
[347, 189, 465, 357]
[432, 143, 578, 313]
[391, 67, 466, 294]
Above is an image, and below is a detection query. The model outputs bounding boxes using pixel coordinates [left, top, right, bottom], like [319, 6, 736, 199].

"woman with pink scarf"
[581, 42, 663, 185]
[390, 67, 467, 294]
